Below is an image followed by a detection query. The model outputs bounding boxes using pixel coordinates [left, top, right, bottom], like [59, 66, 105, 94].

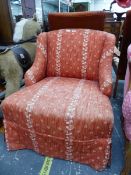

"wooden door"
[0, 0, 13, 45]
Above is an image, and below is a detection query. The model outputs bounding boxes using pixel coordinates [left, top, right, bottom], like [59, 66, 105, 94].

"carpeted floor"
[0, 80, 125, 175]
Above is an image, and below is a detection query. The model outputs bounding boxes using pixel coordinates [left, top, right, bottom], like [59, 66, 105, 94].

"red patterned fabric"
[25, 29, 115, 96]
[99, 33, 115, 96]
[2, 29, 115, 170]
[47, 29, 104, 80]
[2, 77, 113, 170]
[25, 33, 47, 86]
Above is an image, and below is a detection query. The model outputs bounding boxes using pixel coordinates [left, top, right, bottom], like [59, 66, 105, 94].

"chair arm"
[99, 33, 116, 97]
[24, 33, 47, 86]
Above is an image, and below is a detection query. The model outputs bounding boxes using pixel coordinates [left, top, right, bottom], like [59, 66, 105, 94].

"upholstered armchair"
[2, 29, 115, 171]
[122, 44, 131, 175]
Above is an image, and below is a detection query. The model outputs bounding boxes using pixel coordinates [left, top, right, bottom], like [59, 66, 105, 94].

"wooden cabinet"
[0, 0, 13, 45]
[104, 21, 122, 46]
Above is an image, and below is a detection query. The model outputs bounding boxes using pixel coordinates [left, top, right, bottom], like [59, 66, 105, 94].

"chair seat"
[2, 77, 113, 170]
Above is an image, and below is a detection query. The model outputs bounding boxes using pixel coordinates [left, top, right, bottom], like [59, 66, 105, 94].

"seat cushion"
[2, 77, 114, 170]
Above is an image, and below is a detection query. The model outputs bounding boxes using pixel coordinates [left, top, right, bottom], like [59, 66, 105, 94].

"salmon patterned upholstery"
[2, 29, 115, 170]
[25, 29, 115, 96]
[24, 32, 47, 86]
[47, 30, 104, 80]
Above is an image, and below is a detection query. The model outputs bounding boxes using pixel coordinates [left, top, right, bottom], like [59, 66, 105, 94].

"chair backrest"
[48, 11, 105, 31]
[46, 29, 114, 81]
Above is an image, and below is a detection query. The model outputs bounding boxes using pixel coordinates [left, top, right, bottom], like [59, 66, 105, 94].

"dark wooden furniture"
[113, 10, 131, 97]
[0, 0, 13, 45]
[121, 140, 131, 175]
[104, 21, 122, 46]
[48, 11, 106, 31]
[104, 11, 114, 21]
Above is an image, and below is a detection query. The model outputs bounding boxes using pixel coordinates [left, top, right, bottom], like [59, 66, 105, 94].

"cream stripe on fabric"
[26, 69, 36, 84]
[100, 48, 114, 63]
[65, 79, 85, 160]
[37, 42, 47, 55]
[25, 78, 58, 152]
[3, 119, 10, 150]
[101, 138, 111, 169]
[55, 30, 62, 76]
[81, 30, 89, 79]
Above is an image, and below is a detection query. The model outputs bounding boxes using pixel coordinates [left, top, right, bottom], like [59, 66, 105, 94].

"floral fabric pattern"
[24, 33, 47, 86]
[25, 29, 115, 96]
[99, 32, 116, 96]
[2, 77, 113, 170]
[47, 29, 105, 81]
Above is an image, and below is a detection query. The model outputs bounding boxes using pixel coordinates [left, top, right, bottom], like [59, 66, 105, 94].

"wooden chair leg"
[113, 75, 119, 98]
[121, 141, 131, 175]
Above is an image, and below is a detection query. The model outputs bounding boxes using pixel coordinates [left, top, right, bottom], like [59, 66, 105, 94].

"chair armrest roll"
[99, 33, 116, 96]
[24, 33, 47, 86]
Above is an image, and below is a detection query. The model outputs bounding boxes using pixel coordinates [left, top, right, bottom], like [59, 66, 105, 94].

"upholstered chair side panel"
[99, 33, 116, 97]
[24, 33, 47, 86]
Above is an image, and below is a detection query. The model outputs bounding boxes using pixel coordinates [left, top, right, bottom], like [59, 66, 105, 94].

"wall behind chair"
[92, 0, 131, 12]
[91, 0, 112, 11]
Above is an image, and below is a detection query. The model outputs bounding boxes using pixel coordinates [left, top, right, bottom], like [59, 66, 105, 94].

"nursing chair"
[122, 44, 131, 175]
[2, 29, 115, 170]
